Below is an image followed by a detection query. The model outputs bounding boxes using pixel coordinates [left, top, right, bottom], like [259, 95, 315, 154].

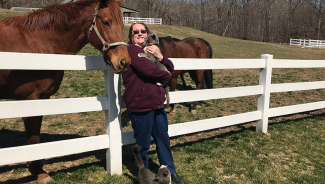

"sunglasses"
[133, 30, 147, 35]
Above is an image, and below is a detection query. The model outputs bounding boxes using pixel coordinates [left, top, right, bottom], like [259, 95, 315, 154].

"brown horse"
[0, 0, 130, 183]
[159, 36, 213, 114]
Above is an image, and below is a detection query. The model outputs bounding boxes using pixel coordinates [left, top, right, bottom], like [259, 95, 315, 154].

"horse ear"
[114, 0, 122, 7]
[108, 0, 121, 6]
[153, 33, 159, 46]
[99, 0, 107, 8]
[99, 0, 121, 7]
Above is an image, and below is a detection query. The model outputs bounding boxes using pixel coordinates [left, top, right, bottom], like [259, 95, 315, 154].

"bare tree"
[285, 0, 305, 41]
[0, 0, 7, 8]
[310, 0, 325, 39]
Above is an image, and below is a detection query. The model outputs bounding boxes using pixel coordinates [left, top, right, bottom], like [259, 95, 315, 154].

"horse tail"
[204, 70, 213, 89]
[198, 38, 213, 89]
[132, 145, 145, 170]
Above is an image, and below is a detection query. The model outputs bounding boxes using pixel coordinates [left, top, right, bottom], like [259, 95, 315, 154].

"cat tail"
[132, 145, 145, 170]
[165, 87, 170, 108]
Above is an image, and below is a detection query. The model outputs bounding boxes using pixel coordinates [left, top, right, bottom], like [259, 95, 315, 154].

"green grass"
[2, 8, 325, 184]
[18, 117, 325, 184]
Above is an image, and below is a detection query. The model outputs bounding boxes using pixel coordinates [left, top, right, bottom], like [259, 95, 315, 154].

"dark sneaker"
[171, 172, 185, 184]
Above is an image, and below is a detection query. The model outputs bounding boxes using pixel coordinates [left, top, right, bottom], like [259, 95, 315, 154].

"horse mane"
[159, 36, 181, 47]
[2, 0, 98, 31]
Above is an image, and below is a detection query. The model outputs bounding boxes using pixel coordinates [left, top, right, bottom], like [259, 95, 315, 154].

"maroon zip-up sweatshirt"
[122, 44, 174, 112]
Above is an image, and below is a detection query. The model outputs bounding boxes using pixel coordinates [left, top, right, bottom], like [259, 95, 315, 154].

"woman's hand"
[146, 45, 163, 61]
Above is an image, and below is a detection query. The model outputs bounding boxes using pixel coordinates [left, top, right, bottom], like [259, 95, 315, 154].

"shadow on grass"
[1, 110, 324, 183]
[0, 129, 106, 184]
[0, 129, 157, 184]
[154, 110, 325, 154]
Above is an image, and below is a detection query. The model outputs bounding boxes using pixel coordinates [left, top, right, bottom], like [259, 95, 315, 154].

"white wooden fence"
[10, 7, 40, 11]
[290, 38, 325, 48]
[1, 52, 325, 175]
[123, 17, 162, 25]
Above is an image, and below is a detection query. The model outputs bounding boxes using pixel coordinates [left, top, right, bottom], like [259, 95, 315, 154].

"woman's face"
[132, 23, 147, 47]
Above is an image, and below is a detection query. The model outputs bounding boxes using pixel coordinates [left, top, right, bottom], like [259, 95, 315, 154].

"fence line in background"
[10, 7, 40, 11]
[290, 38, 325, 48]
[1, 52, 325, 175]
[123, 17, 162, 25]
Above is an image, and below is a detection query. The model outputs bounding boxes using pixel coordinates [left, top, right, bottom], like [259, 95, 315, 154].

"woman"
[122, 22, 185, 184]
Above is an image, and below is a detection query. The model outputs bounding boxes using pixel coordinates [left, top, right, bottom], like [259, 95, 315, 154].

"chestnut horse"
[0, 0, 130, 183]
[159, 36, 213, 114]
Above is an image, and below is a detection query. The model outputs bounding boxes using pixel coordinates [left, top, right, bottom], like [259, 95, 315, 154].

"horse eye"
[102, 21, 110, 27]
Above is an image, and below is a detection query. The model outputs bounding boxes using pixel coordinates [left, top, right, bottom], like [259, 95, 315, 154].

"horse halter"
[88, 4, 127, 66]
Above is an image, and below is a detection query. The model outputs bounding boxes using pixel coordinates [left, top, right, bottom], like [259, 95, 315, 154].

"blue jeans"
[127, 108, 176, 174]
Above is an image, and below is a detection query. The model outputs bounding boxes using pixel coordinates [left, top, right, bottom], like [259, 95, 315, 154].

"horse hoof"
[191, 110, 197, 115]
[37, 176, 54, 184]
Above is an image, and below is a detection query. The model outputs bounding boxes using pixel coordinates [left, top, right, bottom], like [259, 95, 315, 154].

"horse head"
[88, 0, 131, 74]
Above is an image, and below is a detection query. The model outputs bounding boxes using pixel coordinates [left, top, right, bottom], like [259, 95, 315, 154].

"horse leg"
[180, 73, 187, 89]
[195, 71, 207, 107]
[22, 92, 54, 184]
[169, 75, 178, 115]
[23, 115, 54, 184]
[194, 73, 206, 108]
[189, 70, 205, 114]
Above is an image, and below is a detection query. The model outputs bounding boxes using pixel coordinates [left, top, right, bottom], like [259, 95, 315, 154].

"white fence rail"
[123, 17, 162, 25]
[290, 38, 325, 48]
[1, 52, 325, 175]
[10, 7, 40, 11]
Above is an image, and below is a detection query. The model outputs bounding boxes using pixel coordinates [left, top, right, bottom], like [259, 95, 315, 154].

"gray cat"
[138, 33, 170, 107]
[132, 145, 171, 184]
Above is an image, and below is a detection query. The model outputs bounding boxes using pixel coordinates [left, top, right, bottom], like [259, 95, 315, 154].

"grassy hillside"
[81, 22, 325, 60]
[1, 8, 324, 60]
[124, 24, 325, 60]
[1, 8, 325, 184]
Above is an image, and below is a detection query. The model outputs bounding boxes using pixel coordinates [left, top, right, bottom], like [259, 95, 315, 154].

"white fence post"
[104, 69, 122, 174]
[256, 54, 273, 133]
[299, 39, 301, 46]
[320, 40, 323, 48]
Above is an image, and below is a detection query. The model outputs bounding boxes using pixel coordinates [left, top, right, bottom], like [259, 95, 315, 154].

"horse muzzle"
[108, 57, 130, 74]
[115, 58, 129, 74]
